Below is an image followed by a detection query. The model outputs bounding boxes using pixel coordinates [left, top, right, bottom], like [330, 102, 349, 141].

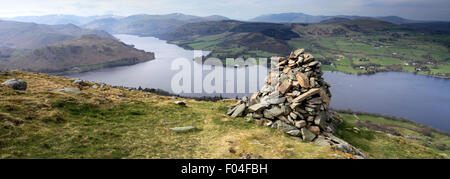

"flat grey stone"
[248, 103, 269, 112]
[295, 120, 307, 128]
[287, 130, 301, 137]
[56, 88, 81, 94]
[227, 106, 237, 115]
[267, 106, 285, 117]
[313, 135, 331, 146]
[404, 136, 423, 140]
[301, 128, 317, 142]
[169, 126, 196, 131]
[272, 120, 297, 132]
[314, 112, 328, 129]
[231, 104, 246, 118]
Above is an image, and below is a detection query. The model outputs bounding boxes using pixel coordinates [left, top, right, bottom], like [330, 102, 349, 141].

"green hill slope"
[0, 20, 113, 49]
[0, 35, 155, 74]
[0, 71, 447, 159]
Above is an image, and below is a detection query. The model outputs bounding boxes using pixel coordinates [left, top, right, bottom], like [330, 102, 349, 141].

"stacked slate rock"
[227, 48, 366, 158]
[227, 48, 342, 142]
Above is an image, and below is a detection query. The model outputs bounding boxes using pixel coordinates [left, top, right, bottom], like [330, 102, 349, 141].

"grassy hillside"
[0, 35, 155, 74]
[0, 71, 447, 159]
[161, 19, 450, 78]
[336, 112, 449, 158]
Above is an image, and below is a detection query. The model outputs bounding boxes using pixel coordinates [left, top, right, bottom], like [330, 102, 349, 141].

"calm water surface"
[67, 34, 450, 132]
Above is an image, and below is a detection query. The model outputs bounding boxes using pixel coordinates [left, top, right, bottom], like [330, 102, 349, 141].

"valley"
[159, 19, 450, 78]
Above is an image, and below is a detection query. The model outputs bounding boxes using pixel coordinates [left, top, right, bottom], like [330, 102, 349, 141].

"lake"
[67, 34, 450, 132]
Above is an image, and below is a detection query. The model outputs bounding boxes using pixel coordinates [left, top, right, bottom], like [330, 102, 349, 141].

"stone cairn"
[227, 48, 365, 158]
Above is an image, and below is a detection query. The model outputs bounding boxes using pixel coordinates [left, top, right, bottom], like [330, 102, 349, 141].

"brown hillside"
[0, 35, 155, 73]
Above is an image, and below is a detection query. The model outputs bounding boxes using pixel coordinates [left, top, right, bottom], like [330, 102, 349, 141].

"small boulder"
[72, 79, 87, 86]
[2, 79, 27, 90]
[174, 101, 186, 106]
[308, 126, 321, 135]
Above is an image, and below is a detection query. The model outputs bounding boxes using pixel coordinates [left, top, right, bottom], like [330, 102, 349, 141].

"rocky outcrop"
[72, 79, 88, 86]
[227, 48, 365, 158]
[2, 79, 27, 90]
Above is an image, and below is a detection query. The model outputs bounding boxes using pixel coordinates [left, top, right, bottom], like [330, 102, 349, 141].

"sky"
[0, 0, 449, 21]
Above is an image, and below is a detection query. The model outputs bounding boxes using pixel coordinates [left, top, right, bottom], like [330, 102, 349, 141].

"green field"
[172, 32, 450, 78]
[287, 34, 450, 77]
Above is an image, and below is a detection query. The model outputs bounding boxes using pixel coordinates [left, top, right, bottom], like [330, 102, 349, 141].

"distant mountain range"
[1, 13, 230, 37]
[83, 13, 229, 36]
[250, 12, 422, 24]
[4, 13, 448, 36]
[0, 14, 121, 26]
